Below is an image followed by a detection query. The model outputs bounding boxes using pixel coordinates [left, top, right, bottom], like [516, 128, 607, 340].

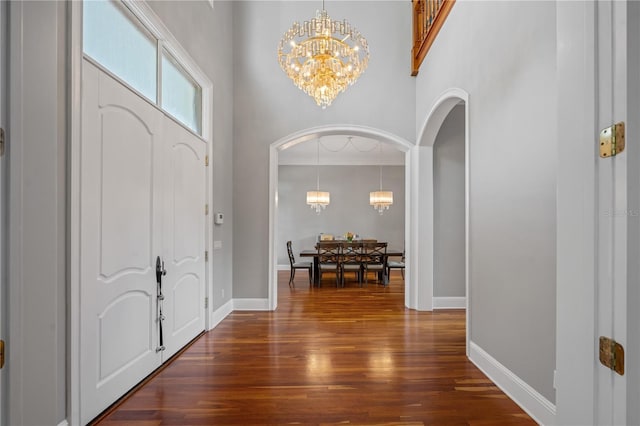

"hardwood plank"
[94, 271, 535, 425]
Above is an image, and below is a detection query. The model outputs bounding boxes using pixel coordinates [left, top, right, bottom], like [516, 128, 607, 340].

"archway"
[416, 88, 470, 354]
[268, 125, 414, 310]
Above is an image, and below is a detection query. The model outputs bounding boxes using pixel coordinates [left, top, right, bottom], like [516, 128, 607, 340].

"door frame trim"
[555, 1, 598, 424]
[69, 1, 82, 424]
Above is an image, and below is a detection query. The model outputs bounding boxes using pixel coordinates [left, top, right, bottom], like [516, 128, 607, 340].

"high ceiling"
[278, 135, 405, 166]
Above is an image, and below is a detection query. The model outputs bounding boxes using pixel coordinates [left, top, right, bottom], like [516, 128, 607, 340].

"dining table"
[299, 245, 404, 286]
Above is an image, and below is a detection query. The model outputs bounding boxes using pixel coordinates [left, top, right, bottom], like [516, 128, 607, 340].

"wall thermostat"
[214, 212, 224, 225]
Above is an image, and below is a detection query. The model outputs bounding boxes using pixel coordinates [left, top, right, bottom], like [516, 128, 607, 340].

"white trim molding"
[433, 297, 466, 309]
[469, 341, 556, 426]
[209, 300, 234, 330]
[57, 420, 70, 426]
[233, 298, 271, 311]
[278, 264, 290, 271]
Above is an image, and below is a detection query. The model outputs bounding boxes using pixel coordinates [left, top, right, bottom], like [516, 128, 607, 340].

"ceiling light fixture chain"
[319, 136, 380, 153]
[316, 136, 321, 190]
[349, 136, 378, 153]
[319, 138, 350, 153]
[378, 142, 383, 190]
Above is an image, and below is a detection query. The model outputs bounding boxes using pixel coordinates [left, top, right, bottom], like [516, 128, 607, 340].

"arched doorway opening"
[416, 88, 470, 354]
[268, 125, 414, 309]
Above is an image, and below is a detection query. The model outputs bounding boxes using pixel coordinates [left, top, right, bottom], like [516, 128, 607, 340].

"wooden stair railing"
[412, 0, 456, 76]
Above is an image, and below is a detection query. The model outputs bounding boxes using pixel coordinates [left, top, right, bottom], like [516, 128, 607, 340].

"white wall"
[233, 1, 415, 298]
[148, 0, 234, 310]
[433, 105, 465, 298]
[278, 165, 405, 265]
[416, 1, 557, 404]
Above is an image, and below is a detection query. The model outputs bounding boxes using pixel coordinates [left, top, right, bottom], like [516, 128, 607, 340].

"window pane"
[83, 0, 157, 102]
[161, 51, 202, 134]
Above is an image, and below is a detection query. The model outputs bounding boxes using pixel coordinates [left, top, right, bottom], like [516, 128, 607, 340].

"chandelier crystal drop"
[277, 8, 370, 109]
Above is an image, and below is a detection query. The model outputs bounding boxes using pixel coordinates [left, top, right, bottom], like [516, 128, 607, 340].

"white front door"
[596, 1, 628, 423]
[80, 60, 207, 423]
[80, 61, 164, 423]
[161, 118, 206, 360]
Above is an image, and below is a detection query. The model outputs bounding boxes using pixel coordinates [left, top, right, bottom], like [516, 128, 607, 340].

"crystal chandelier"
[277, 2, 370, 109]
[370, 142, 393, 214]
[307, 139, 330, 213]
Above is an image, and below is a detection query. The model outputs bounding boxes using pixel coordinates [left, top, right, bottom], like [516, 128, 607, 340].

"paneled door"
[161, 118, 206, 360]
[80, 61, 163, 423]
[80, 60, 206, 423]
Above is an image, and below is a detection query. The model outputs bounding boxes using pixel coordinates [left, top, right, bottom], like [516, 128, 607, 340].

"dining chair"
[317, 241, 341, 287]
[340, 241, 363, 287]
[362, 241, 388, 286]
[286, 240, 312, 288]
[386, 250, 405, 280]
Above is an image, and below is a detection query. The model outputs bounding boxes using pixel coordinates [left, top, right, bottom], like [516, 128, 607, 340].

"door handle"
[155, 256, 167, 353]
[156, 256, 166, 284]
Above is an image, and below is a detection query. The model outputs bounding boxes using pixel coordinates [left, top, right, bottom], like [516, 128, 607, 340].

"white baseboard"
[208, 299, 233, 330]
[207, 299, 270, 331]
[433, 296, 466, 309]
[58, 420, 69, 426]
[233, 298, 270, 311]
[278, 264, 290, 271]
[469, 341, 556, 426]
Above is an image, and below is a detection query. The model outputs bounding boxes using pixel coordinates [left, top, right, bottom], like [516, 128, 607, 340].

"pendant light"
[370, 142, 393, 214]
[307, 138, 330, 213]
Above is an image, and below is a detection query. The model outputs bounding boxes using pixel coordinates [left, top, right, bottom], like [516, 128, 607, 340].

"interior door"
[161, 118, 206, 360]
[80, 60, 163, 423]
[596, 1, 628, 423]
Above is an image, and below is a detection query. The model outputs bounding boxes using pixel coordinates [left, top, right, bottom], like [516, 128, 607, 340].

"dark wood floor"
[96, 271, 535, 425]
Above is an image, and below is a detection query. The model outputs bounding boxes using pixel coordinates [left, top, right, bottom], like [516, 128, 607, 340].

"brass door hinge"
[600, 122, 625, 158]
[599, 336, 625, 375]
[205, 204, 209, 215]
[205, 155, 209, 166]
[205, 251, 209, 262]
[0, 128, 5, 157]
[205, 297, 209, 309]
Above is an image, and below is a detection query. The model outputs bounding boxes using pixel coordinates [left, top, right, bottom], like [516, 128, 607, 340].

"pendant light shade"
[307, 191, 331, 206]
[369, 191, 393, 209]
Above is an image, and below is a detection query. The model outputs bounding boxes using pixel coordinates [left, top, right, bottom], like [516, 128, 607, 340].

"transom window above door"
[83, 0, 203, 136]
